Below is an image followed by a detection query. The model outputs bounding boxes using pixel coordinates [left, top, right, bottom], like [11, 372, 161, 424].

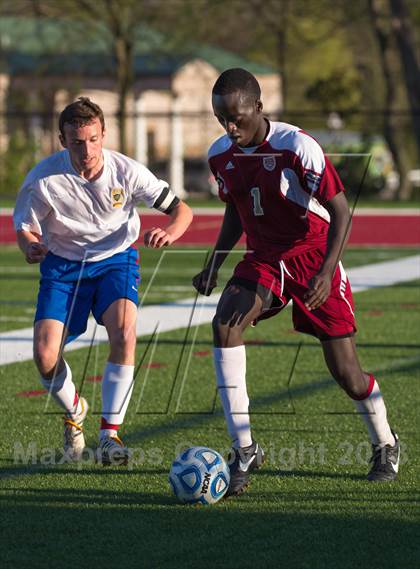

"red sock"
[100, 418, 120, 439]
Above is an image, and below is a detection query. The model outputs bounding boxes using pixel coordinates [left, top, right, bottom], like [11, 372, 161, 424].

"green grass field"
[0, 246, 419, 568]
[2, 194, 420, 209]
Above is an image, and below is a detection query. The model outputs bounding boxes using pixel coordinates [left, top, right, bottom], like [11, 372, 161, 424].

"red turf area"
[1, 211, 419, 246]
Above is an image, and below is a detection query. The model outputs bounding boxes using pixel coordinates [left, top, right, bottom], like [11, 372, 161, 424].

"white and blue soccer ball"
[169, 446, 230, 505]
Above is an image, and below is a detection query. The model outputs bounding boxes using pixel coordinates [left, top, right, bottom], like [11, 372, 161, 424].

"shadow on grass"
[0, 486, 177, 506]
[123, 351, 420, 445]
[0, 487, 418, 569]
[0, 464, 366, 484]
[260, 468, 366, 481]
[135, 337, 420, 350]
[0, 463, 168, 480]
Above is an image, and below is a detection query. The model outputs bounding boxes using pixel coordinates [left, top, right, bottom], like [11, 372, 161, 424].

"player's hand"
[304, 270, 332, 311]
[144, 227, 174, 248]
[25, 242, 48, 264]
[192, 267, 218, 296]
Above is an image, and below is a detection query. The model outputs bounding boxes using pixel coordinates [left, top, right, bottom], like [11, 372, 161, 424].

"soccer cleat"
[97, 434, 132, 466]
[63, 397, 88, 460]
[225, 441, 265, 498]
[367, 430, 400, 482]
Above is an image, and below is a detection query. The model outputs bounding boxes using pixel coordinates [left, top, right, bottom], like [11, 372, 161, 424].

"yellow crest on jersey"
[111, 187, 124, 208]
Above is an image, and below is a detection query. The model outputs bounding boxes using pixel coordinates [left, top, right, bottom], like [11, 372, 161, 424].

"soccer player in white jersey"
[14, 98, 193, 464]
[193, 69, 400, 496]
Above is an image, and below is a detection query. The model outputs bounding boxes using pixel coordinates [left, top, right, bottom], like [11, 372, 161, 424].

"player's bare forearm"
[304, 192, 351, 310]
[164, 202, 193, 242]
[321, 192, 352, 275]
[192, 202, 243, 296]
[144, 201, 193, 248]
[16, 230, 48, 264]
[207, 202, 243, 271]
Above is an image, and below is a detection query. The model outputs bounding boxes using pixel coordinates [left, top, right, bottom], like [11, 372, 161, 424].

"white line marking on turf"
[347, 255, 420, 292]
[0, 255, 419, 366]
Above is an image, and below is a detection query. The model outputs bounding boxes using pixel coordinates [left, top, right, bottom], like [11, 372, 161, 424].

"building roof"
[0, 17, 275, 77]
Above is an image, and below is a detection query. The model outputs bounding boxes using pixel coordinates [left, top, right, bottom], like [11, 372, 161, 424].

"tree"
[24, 0, 162, 154]
[2, 0, 418, 198]
[389, 0, 420, 158]
[367, 0, 418, 199]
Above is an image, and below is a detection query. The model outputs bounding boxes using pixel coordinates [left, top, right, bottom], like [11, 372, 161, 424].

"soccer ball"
[169, 446, 230, 505]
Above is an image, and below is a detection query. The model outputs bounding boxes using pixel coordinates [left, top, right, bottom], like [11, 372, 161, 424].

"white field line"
[0, 255, 419, 367]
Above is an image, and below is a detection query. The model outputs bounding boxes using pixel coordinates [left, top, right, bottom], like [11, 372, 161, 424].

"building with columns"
[0, 17, 282, 196]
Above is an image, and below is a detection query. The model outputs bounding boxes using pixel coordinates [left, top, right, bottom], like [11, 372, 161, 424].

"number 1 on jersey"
[250, 187, 264, 216]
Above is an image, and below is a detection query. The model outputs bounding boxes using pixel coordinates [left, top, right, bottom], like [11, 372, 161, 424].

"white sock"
[40, 360, 81, 418]
[353, 377, 394, 447]
[100, 362, 134, 438]
[213, 346, 252, 448]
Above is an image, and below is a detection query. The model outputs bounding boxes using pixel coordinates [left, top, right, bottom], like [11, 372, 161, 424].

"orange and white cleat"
[63, 397, 88, 460]
[97, 434, 132, 466]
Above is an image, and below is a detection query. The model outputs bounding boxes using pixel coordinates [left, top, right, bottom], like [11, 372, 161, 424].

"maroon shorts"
[230, 249, 356, 340]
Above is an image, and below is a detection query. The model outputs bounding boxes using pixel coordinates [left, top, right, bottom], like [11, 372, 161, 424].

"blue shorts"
[35, 247, 140, 342]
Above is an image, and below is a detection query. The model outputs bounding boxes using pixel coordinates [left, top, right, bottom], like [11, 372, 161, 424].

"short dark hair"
[212, 68, 261, 99]
[59, 97, 105, 135]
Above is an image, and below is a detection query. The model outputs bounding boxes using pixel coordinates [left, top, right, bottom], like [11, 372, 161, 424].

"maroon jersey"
[208, 120, 345, 261]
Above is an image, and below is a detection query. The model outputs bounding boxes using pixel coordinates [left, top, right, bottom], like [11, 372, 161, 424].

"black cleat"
[367, 430, 400, 482]
[225, 441, 265, 498]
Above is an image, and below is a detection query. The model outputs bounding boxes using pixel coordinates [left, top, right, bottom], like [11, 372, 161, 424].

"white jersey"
[13, 148, 177, 262]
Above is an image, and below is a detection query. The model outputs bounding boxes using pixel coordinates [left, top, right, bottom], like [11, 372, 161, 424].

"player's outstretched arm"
[192, 202, 243, 296]
[144, 201, 193, 248]
[16, 230, 48, 264]
[304, 192, 351, 311]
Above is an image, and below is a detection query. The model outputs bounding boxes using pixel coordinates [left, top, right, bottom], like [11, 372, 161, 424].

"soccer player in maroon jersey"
[193, 68, 399, 496]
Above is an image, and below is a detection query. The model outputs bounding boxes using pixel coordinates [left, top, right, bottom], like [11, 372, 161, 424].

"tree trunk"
[114, 35, 133, 155]
[276, 0, 288, 114]
[389, 0, 420, 160]
[249, 0, 288, 115]
[368, 0, 412, 200]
